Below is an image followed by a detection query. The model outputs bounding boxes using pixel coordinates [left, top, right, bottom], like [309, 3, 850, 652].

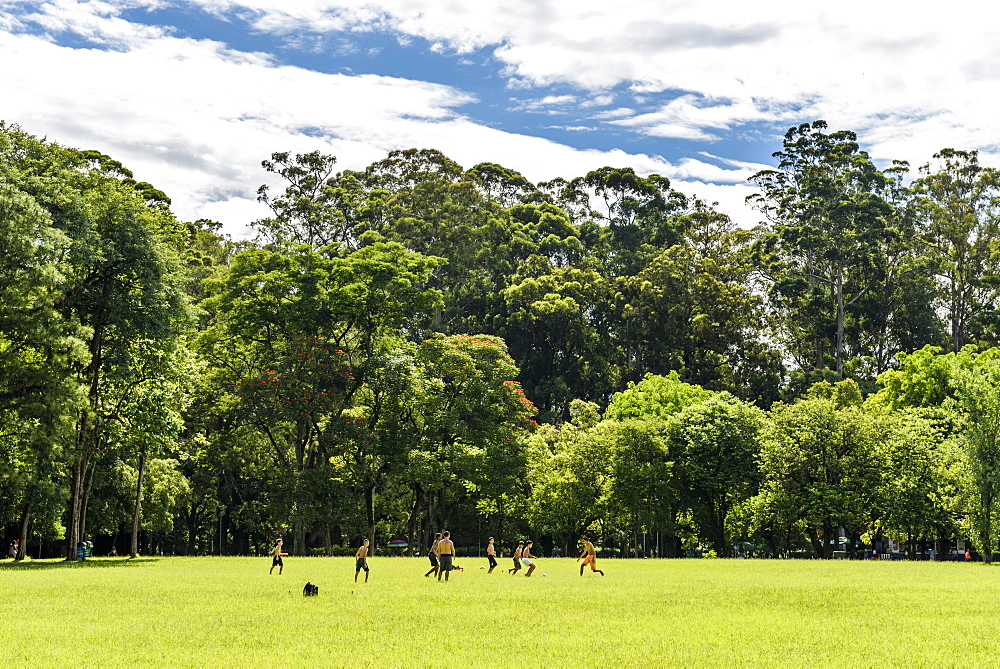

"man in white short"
[521, 540, 538, 577]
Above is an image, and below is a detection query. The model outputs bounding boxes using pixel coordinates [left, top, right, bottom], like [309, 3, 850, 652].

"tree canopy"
[6, 119, 1000, 561]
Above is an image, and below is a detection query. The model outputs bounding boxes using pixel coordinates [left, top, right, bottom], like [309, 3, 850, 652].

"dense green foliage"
[6, 119, 1000, 560]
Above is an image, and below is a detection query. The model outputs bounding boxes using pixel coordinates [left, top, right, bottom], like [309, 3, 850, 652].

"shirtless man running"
[486, 537, 498, 573]
[521, 540, 538, 577]
[355, 539, 370, 583]
[425, 532, 442, 578]
[579, 536, 604, 576]
[269, 539, 288, 575]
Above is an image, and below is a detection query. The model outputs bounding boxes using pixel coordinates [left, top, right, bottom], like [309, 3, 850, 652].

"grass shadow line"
[0, 557, 159, 570]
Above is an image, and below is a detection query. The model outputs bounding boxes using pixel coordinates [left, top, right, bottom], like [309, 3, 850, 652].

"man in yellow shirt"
[579, 536, 604, 576]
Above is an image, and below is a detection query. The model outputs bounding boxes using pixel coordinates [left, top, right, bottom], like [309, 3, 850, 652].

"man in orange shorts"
[579, 536, 604, 576]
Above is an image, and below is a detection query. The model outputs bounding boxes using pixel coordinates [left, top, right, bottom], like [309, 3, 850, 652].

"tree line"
[4, 119, 1000, 561]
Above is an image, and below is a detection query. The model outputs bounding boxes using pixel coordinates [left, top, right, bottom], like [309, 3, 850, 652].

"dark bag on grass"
[303, 582, 319, 596]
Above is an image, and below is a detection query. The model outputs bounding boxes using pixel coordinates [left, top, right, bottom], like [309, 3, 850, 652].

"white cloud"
[696, 152, 771, 174]
[507, 94, 578, 113]
[591, 107, 635, 120]
[197, 196, 268, 238]
[581, 94, 614, 108]
[674, 180, 761, 226]
[671, 157, 759, 185]
[609, 95, 772, 141]
[8, 0, 999, 238]
[139, 0, 1000, 166]
[22, 0, 170, 45]
[535, 95, 576, 106]
[0, 18, 479, 234]
[0, 4, 766, 235]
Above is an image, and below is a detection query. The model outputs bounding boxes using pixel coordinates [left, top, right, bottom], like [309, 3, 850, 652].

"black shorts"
[439, 554, 453, 571]
[272, 556, 283, 567]
[487, 555, 497, 568]
[511, 557, 521, 568]
[355, 557, 369, 572]
[428, 553, 439, 567]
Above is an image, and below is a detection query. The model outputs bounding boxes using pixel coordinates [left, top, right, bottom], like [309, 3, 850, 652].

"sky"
[3, 0, 1000, 238]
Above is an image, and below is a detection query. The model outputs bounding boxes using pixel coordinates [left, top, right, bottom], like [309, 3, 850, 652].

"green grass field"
[3, 555, 999, 666]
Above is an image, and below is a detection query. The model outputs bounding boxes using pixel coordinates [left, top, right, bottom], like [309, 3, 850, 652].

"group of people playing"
[426, 533, 604, 578]
[423, 531, 457, 580]
[270, 533, 605, 581]
[508, 539, 538, 576]
[270, 537, 374, 582]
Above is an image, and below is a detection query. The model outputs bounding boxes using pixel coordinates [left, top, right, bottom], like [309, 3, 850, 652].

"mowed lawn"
[3, 555, 999, 666]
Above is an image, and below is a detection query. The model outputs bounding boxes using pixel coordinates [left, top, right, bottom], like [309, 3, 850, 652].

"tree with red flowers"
[201, 241, 442, 553]
[403, 334, 538, 548]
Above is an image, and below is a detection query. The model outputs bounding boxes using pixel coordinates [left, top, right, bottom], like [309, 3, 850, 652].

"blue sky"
[3, 0, 1000, 236]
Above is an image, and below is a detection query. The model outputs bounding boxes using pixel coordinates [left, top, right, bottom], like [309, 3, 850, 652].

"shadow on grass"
[0, 557, 159, 570]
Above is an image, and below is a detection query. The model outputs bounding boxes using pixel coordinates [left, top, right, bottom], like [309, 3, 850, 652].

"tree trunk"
[848, 532, 862, 560]
[496, 497, 506, 552]
[17, 501, 31, 560]
[835, 267, 845, 377]
[293, 516, 306, 556]
[65, 454, 89, 561]
[80, 460, 96, 546]
[809, 529, 825, 559]
[977, 483, 996, 563]
[407, 485, 421, 557]
[440, 489, 454, 531]
[131, 446, 147, 558]
[68, 313, 104, 560]
[951, 274, 963, 352]
[806, 252, 824, 370]
[426, 493, 436, 544]
[365, 485, 376, 546]
[713, 501, 728, 557]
